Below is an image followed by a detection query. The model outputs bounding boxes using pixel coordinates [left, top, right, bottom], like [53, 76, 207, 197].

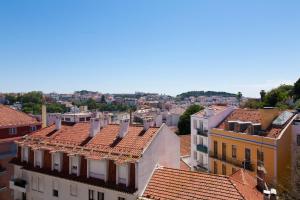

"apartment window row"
[88, 189, 125, 200]
[21, 146, 132, 187]
[9, 127, 17, 135]
[212, 141, 264, 166]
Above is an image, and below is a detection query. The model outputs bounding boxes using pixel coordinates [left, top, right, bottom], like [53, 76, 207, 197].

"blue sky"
[0, 0, 299, 97]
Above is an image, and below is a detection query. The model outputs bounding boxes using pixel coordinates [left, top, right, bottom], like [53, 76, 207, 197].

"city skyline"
[1, 0, 299, 97]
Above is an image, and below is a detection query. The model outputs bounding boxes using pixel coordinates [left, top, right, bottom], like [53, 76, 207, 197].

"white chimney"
[143, 118, 152, 131]
[55, 116, 61, 130]
[118, 119, 129, 138]
[89, 118, 101, 137]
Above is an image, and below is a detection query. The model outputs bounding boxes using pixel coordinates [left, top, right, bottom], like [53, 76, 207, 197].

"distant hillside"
[177, 91, 236, 99]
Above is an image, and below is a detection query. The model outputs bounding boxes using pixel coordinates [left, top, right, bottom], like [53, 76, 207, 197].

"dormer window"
[9, 127, 17, 135]
[34, 150, 43, 168]
[22, 147, 29, 162]
[70, 156, 79, 176]
[30, 126, 37, 132]
[89, 159, 107, 181]
[52, 152, 62, 172]
[117, 164, 128, 186]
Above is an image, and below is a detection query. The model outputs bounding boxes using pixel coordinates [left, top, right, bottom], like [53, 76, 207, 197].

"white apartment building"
[190, 105, 234, 171]
[10, 118, 180, 200]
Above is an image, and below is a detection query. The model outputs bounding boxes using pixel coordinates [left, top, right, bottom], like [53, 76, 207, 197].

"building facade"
[190, 105, 234, 171]
[0, 105, 41, 200]
[209, 108, 297, 192]
[10, 118, 180, 200]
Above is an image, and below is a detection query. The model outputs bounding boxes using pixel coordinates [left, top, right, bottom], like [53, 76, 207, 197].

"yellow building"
[209, 108, 297, 191]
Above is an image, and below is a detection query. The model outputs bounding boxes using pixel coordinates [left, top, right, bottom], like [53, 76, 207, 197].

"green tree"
[86, 98, 98, 110]
[260, 90, 266, 102]
[100, 95, 106, 104]
[4, 94, 17, 105]
[263, 85, 292, 107]
[236, 92, 242, 106]
[293, 78, 300, 100]
[177, 105, 203, 135]
[242, 99, 264, 109]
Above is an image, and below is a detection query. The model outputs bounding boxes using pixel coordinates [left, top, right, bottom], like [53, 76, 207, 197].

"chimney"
[118, 119, 129, 138]
[89, 118, 101, 137]
[42, 104, 47, 128]
[143, 118, 152, 131]
[55, 116, 62, 130]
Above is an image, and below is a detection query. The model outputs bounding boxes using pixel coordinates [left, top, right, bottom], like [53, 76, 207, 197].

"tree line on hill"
[4, 91, 136, 115]
[177, 91, 236, 100]
[4, 91, 69, 114]
[243, 78, 300, 109]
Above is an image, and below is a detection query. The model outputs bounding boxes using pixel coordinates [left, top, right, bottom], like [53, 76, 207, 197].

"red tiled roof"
[0, 105, 40, 128]
[180, 160, 190, 170]
[142, 167, 246, 200]
[179, 135, 190, 156]
[218, 109, 262, 129]
[229, 169, 263, 200]
[17, 123, 160, 163]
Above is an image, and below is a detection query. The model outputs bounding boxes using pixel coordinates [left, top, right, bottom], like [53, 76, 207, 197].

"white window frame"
[34, 150, 43, 168]
[9, 127, 17, 135]
[70, 183, 77, 197]
[117, 164, 128, 186]
[22, 147, 29, 162]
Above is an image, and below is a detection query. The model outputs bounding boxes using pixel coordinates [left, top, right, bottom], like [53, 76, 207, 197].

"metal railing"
[197, 128, 208, 137]
[209, 151, 255, 171]
[197, 144, 208, 153]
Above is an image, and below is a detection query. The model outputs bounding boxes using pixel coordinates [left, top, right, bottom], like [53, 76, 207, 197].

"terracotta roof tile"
[143, 167, 246, 200]
[0, 105, 40, 128]
[179, 135, 190, 156]
[229, 169, 263, 200]
[18, 122, 160, 163]
[218, 109, 262, 129]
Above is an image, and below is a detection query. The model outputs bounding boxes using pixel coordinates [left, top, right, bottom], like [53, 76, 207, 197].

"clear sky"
[0, 0, 299, 97]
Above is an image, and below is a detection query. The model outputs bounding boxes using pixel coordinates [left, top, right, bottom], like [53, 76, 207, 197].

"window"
[213, 141, 218, 158]
[257, 149, 264, 166]
[79, 117, 85, 122]
[193, 151, 197, 160]
[30, 126, 37, 132]
[198, 153, 203, 165]
[35, 150, 43, 168]
[9, 127, 17, 135]
[53, 180, 59, 197]
[70, 156, 79, 175]
[232, 145, 237, 159]
[65, 117, 71, 122]
[193, 119, 197, 129]
[297, 135, 300, 146]
[97, 192, 104, 200]
[22, 147, 29, 162]
[53, 153, 61, 171]
[89, 189, 94, 200]
[213, 161, 218, 174]
[31, 176, 38, 191]
[199, 137, 203, 145]
[38, 177, 44, 193]
[118, 197, 125, 200]
[222, 164, 226, 175]
[118, 164, 128, 185]
[245, 148, 251, 162]
[89, 160, 106, 180]
[222, 143, 226, 161]
[193, 135, 197, 145]
[70, 183, 77, 196]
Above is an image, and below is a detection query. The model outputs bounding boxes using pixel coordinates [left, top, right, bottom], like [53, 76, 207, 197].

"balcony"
[242, 161, 255, 171]
[197, 144, 208, 153]
[9, 178, 28, 193]
[197, 128, 208, 137]
[209, 151, 255, 172]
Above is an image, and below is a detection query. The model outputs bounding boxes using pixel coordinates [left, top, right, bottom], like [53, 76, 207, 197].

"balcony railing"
[9, 178, 28, 193]
[197, 144, 208, 153]
[209, 151, 255, 172]
[197, 128, 208, 137]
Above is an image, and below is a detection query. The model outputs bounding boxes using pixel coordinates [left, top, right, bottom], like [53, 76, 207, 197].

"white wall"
[13, 166, 137, 200]
[136, 124, 180, 196]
